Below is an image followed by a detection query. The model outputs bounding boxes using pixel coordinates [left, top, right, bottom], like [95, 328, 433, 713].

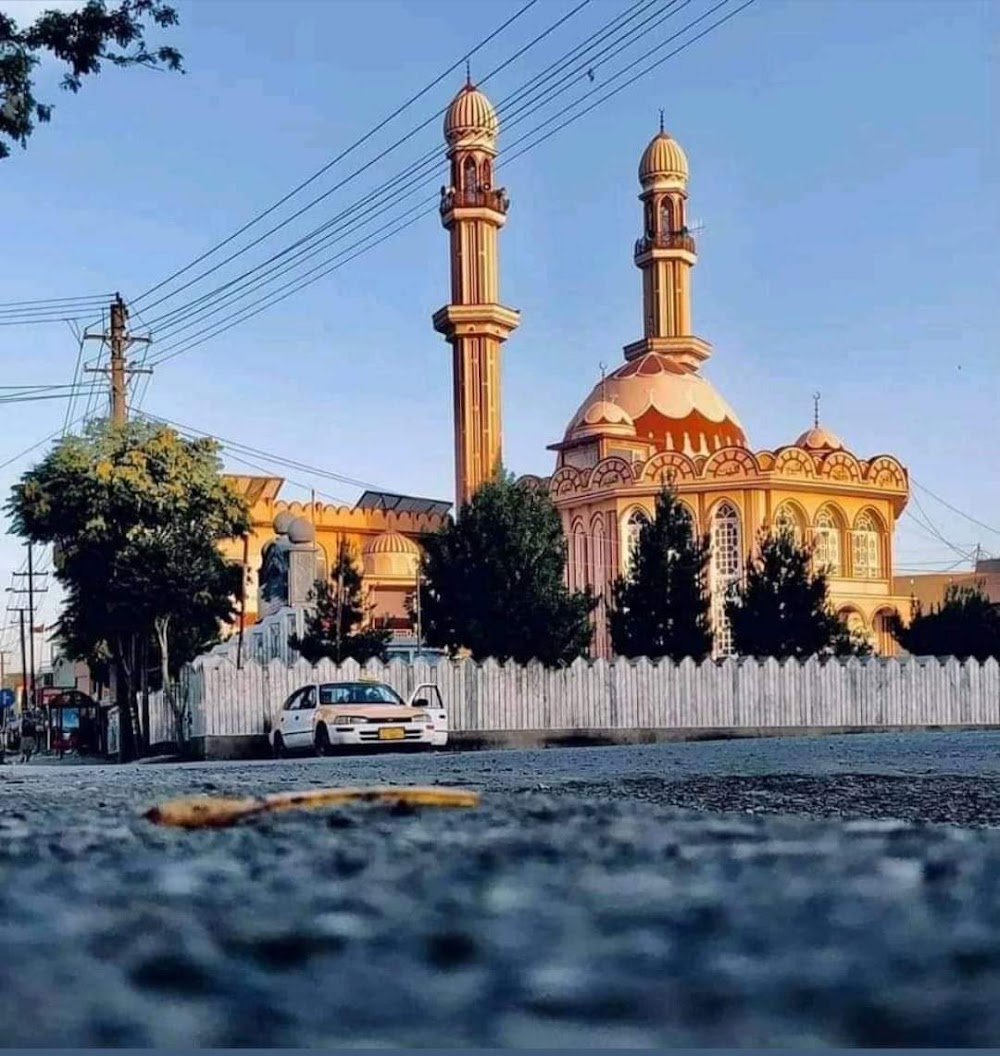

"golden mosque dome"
[362, 530, 421, 579]
[566, 353, 747, 457]
[638, 128, 689, 187]
[794, 424, 846, 452]
[443, 81, 498, 149]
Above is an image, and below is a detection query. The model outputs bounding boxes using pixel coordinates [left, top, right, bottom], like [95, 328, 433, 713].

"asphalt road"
[4, 731, 1000, 1047]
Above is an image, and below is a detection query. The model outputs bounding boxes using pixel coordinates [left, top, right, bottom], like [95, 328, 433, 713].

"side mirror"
[413, 698, 430, 709]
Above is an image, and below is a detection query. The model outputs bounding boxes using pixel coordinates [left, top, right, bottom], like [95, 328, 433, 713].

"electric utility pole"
[10, 548, 47, 710]
[84, 293, 152, 424]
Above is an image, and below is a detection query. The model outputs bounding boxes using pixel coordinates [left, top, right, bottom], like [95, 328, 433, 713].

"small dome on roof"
[795, 425, 845, 452]
[639, 129, 689, 188]
[566, 399, 637, 441]
[362, 531, 421, 579]
[444, 81, 498, 149]
[273, 511, 295, 535]
[287, 516, 315, 544]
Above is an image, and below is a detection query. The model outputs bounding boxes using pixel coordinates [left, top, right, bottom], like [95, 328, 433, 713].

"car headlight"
[413, 712, 430, 721]
[340, 716, 368, 725]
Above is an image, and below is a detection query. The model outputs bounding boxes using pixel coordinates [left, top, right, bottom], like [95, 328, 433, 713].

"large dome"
[443, 82, 498, 149]
[565, 353, 746, 457]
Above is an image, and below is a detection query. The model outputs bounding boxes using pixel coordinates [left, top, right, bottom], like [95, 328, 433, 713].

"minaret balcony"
[634, 231, 696, 255]
[440, 186, 510, 214]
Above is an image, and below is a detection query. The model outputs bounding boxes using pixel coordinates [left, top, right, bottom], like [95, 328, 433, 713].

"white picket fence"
[145, 655, 1000, 748]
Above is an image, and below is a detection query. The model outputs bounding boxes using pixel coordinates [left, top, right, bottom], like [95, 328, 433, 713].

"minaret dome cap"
[639, 128, 689, 187]
[444, 82, 499, 149]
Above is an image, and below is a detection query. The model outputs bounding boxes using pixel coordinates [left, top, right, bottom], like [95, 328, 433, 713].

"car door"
[278, 688, 304, 746]
[289, 685, 318, 750]
[409, 683, 448, 744]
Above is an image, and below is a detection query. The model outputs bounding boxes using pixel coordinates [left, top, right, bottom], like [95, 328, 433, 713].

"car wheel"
[272, 732, 286, 759]
[315, 724, 332, 757]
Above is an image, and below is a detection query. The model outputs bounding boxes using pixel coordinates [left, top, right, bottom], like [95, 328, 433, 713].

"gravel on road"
[3, 732, 1000, 1047]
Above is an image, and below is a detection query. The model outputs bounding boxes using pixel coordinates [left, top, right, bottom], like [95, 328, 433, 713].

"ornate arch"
[620, 505, 650, 570]
[703, 448, 759, 481]
[818, 450, 862, 483]
[865, 456, 907, 490]
[813, 503, 847, 576]
[773, 446, 816, 479]
[590, 456, 635, 490]
[590, 514, 610, 590]
[851, 507, 885, 579]
[773, 500, 808, 541]
[872, 606, 898, 656]
[709, 500, 743, 656]
[570, 518, 588, 590]
[550, 466, 583, 497]
[639, 451, 698, 485]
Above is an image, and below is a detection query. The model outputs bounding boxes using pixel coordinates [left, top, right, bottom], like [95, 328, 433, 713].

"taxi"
[269, 679, 448, 756]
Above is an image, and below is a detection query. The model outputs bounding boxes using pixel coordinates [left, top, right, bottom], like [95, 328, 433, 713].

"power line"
[131, 0, 552, 310]
[138, 0, 682, 342]
[910, 477, 1000, 539]
[142, 0, 753, 368]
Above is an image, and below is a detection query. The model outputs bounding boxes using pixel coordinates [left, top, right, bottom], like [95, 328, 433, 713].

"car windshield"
[319, 682, 405, 706]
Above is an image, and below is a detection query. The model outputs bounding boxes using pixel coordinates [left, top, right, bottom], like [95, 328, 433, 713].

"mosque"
[220, 79, 914, 659]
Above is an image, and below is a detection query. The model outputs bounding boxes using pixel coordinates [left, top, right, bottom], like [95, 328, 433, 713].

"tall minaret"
[623, 117, 712, 372]
[432, 79, 520, 508]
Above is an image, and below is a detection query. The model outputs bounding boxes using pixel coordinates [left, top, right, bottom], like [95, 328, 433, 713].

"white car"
[269, 679, 449, 756]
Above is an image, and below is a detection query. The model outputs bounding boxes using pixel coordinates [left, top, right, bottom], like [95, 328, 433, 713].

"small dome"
[795, 425, 845, 452]
[287, 516, 315, 544]
[363, 531, 421, 556]
[362, 531, 421, 579]
[639, 130, 689, 187]
[567, 399, 637, 441]
[272, 511, 295, 535]
[444, 81, 498, 149]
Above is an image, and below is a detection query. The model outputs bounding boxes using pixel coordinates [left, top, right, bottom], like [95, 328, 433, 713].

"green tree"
[891, 583, 1000, 661]
[419, 471, 596, 665]
[609, 487, 713, 661]
[725, 527, 871, 660]
[290, 540, 391, 666]
[7, 419, 249, 758]
[1, 1, 182, 159]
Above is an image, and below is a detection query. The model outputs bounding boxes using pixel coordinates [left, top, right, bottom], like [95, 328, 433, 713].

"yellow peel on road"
[144, 786, 481, 829]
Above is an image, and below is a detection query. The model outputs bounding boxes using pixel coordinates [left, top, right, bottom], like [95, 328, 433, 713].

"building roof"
[354, 490, 451, 517]
[444, 81, 498, 147]
[223, 474, 284, 504]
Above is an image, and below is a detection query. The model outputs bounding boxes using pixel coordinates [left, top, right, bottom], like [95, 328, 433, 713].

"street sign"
[0, 689, 14, 710]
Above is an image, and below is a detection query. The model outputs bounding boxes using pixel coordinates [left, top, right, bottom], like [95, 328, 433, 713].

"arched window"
[813, 506, 842, 576]
[462, 156, 478, 193]
[591, 515, 608, 591]
[774, 502, 804, 544]
[873, 608, 896, 655]
[571, 521, 587, 590]
[852, 511, 882, 579]
[841, 609, 871, 650]
[711, 501, 742, 655]
[660, 197, 673, 235]
[480, 158, 492, 189]
[622, 508, 649, 571]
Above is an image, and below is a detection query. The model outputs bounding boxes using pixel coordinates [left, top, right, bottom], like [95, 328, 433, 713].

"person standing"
[19, 709, 37, 764]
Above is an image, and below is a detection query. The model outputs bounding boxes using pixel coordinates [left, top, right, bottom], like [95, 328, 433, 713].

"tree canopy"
[290, 541, 392, 666]
[419, 471, 596, 665]
[7, 419, 249, 756]
[609, 487, 713, 661]
[1, 1, 182, 159]
[891, 583, 1000, 661]
[725, 527, 870, 660]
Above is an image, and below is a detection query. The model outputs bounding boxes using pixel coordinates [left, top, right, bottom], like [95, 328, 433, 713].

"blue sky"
[0, 0, 996, 645]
